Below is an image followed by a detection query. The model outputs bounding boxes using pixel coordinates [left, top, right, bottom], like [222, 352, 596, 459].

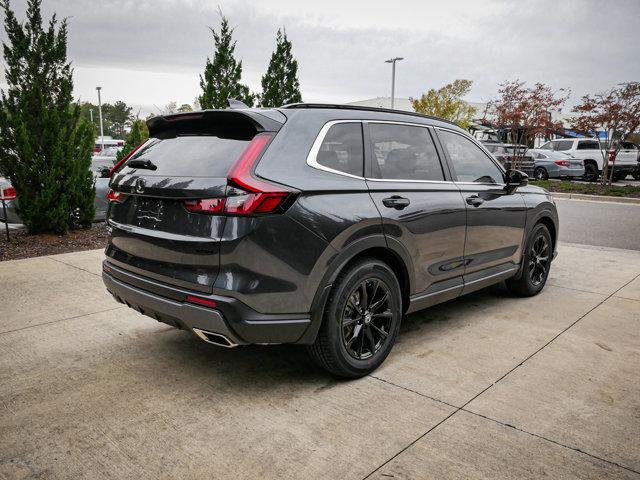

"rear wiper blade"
[127, 159, 157, 170]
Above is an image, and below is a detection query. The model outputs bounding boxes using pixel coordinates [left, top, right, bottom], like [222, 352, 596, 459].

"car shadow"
[132, 282, 514, 393]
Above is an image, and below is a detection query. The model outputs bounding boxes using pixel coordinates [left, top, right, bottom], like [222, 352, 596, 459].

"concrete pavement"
[1, 244, 639, 479]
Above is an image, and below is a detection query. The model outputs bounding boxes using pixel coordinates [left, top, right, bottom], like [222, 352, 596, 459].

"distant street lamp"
[385, 57, 404, 109]
[96, 86, 105, 151]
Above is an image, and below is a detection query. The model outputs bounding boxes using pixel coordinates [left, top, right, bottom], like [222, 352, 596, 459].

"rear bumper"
[102, 261, 312, 345]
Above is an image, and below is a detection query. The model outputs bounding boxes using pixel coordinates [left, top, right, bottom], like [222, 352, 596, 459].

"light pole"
[96, 86, 105, 151]
[385, 57, 403, 109]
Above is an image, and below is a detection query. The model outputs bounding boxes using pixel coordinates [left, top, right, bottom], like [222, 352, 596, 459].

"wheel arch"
[297, 235, 413, 344]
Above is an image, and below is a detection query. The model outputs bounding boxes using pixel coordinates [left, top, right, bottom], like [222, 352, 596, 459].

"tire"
[612, 171, 627, 182]
[533, 167, 549, 180]
[506, 223, 553, 297]
[583, 162, 599, 182]
[308, 258, 403, 378]
[632, 171, 640, 181]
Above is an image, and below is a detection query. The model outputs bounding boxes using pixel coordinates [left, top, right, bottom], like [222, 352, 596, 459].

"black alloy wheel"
[341, 278, 393, 360]
[528, 234, 550, 286]
[308, 258, 402, 378]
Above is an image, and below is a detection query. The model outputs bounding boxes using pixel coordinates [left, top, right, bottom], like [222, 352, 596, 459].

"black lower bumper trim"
[102, 262, 312, 345]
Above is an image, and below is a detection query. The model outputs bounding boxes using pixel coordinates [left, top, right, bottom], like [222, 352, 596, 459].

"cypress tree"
[198, 14, 254, 109]
[0, 0, 95, 234]
[116, 119, 149, 163]
[260, 29, 302, 107]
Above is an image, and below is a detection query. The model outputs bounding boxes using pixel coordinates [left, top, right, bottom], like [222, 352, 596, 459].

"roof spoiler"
[147, 109, 284, 140]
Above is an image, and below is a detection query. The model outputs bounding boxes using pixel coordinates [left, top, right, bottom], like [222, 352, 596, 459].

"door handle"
[466, 194, 485, 207]
[382, 196, 410, 210]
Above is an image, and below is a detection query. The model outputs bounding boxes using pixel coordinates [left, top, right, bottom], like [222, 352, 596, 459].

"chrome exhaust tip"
[192, 328, 238, 348]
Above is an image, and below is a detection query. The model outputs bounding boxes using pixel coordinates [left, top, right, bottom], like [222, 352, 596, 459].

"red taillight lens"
[106, 188, 124, 203]
[183, 133, 293, 216]
[109, 140, 149, 177]
[185, 295, 217, 308]
[183, 198, 225, 214]
[225, 133, 291, 215]
[554, 160, 570, 167]
[0, 186, 17, 200]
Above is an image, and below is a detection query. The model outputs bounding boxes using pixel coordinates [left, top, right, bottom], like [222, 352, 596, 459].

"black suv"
[102, 104, 558, 377]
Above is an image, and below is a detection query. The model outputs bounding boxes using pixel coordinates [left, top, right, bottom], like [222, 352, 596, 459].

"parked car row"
[538, 138, 639, 182]
[483, 138, 640, 182]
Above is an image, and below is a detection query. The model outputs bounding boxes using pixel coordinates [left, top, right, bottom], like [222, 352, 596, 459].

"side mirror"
[505, 169, 528, 193]
[99, 167, 111, 178]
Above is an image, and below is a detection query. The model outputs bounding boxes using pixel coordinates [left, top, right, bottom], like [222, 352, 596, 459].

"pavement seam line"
[361, 271, 640, 480]
[368, 376, 640, 477]
[368, 375, 461, 410]
[48, 255, 102, 277]
[0, 306, 126, 336]
[460, 409, 640, 476]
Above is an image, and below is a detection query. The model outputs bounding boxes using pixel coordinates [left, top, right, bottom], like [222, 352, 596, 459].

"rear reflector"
[185, 295, 217, 308]
[0, 186, 16, 200]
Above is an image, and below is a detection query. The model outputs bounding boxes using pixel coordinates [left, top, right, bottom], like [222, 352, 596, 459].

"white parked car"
[539, 138, 638, 182]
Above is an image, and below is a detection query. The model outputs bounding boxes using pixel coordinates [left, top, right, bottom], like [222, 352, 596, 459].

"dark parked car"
[483, 142, 535, 176]
[102, 104, 559, 378]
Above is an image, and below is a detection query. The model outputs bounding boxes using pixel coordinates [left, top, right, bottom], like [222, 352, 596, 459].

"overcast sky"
[1, 0, 639, 116]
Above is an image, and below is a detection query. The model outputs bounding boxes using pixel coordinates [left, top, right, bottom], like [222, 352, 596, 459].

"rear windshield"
[124, 135, 249, 177]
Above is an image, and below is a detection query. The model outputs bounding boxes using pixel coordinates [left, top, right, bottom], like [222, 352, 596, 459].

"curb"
[551, 192, 640, 205]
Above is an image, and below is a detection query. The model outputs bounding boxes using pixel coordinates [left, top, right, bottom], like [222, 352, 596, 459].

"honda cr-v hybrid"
[102, 104, 558, 378]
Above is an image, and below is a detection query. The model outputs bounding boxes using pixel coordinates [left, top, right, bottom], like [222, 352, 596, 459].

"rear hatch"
[105, 110, 285, 293]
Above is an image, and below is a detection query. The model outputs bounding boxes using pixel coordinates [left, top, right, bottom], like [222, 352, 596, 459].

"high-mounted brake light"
[106, 188, 125, 203]
[109, 140, 149, 177]
[0, 186, 16, 200]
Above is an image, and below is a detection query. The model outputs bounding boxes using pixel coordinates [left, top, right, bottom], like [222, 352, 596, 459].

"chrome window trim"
[305, 120, 365, 180]
[306, 119, 457, 185]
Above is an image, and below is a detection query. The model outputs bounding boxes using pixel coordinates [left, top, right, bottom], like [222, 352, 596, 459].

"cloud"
[1, 0, 639, 115]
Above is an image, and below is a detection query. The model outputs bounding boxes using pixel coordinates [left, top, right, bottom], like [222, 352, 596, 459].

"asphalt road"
[556, 198, 640, 250]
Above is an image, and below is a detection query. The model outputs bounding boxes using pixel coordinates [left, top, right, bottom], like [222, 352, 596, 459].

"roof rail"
[280, 103, 459, 127]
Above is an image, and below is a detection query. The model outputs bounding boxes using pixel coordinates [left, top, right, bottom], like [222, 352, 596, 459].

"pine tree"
[260, 29, 302, 107]
[116, 119, 149, 163]
[198, 14, 254, 109]
[0, 0, 95, 234]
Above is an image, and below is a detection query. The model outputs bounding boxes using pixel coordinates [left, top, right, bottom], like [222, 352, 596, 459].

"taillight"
[183, 198, 225, 214]
[106, 188, 125, 203]
[109, 140, 149, 177]
[183, 132, 293, 216]
[554, 160, 570, 167]
[0, 186, 16, 200]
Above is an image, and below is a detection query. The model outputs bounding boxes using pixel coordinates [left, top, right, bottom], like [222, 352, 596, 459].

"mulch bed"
[0, 222, 109, 261]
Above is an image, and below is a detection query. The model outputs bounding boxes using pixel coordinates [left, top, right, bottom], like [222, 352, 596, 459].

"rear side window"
[577, 140, 600, 150]
[315, 123, 364, 176]
[554, 140, 574, 151]
[368, 124, 444, 181]
[125, 136, 249, 177]
[539, 142, 553, 150]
